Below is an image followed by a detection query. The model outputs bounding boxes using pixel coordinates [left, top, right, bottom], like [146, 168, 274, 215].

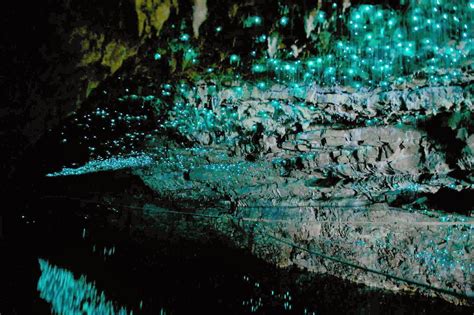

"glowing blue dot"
[280, 16, 289, 26]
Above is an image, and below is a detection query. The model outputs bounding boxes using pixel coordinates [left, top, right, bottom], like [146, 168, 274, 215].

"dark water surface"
[2, 188, 473, 315]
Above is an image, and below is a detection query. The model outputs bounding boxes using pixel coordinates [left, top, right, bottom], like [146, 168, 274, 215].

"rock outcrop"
[118, 82, 474, 304]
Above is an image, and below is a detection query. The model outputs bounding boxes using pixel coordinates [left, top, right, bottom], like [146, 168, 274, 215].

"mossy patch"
[101, 40, 137, 74]
[135, 0, 175, 37]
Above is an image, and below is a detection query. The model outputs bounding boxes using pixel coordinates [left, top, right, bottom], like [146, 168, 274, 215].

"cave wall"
[1, 0, 181, 177]
[2, 0, 473, 307]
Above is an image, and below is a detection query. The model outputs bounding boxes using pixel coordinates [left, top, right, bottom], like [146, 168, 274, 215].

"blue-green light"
[180, 34, 190, 41]
[280, 17, 289, 26]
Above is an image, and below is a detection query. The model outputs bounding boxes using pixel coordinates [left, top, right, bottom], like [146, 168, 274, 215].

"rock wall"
[130, 82, 473, 304]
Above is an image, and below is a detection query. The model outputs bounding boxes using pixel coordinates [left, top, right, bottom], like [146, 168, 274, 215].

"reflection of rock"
[121, 184, 473, 305]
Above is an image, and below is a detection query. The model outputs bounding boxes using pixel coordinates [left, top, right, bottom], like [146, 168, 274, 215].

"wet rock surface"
[127, 82, 473, 304]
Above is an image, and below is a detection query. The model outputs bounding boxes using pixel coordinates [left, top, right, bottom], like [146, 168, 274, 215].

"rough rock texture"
[128, 82, 473, 304]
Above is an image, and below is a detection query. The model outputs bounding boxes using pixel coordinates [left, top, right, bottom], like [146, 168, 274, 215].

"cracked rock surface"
[128, 81, 474, 304]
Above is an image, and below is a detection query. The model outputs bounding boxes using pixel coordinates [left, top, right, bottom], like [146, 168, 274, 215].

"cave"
[1, 0, 473, 314]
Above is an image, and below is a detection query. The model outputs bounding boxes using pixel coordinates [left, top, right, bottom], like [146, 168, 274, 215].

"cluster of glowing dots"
[151, 1, 471, 93]
[239, 0, 473, 88]
[37, 259, 132, 315]
[46, 154, 154, 177]
[149, 0, 472, 91]
[240, 274, 318, 314]
[144, 1, 472, 140]
[415, 217, 473, 275]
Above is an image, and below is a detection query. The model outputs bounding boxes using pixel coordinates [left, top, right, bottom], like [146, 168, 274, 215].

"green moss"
[101, 40, 137, 74]
[135, 0, 175, 37]
[86, 80, 100, 98]
[72, 26, 105, 67]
